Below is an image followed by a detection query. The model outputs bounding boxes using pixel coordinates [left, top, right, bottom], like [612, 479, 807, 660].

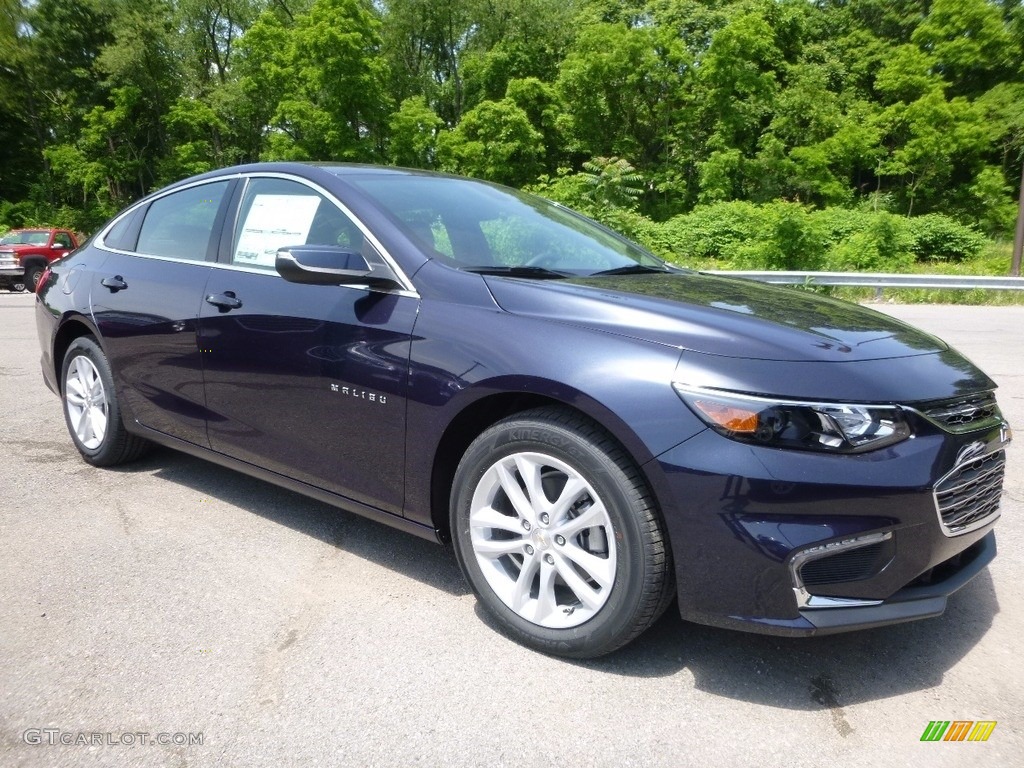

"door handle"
[205, 291, 243, 312]
[100, 275, 128, 292]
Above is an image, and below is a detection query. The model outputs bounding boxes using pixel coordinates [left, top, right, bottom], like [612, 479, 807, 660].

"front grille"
[800, 542, 888, 587]
[922, 393, 1001, 433]
[934, 451, 1005, 535]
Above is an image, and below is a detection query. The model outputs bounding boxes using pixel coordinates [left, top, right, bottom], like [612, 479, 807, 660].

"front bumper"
[652, 414, 1007, 636]
[0, 250, 25, 278]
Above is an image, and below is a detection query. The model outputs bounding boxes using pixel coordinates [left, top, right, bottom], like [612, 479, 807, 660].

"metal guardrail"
[707, 270, 1024, 294]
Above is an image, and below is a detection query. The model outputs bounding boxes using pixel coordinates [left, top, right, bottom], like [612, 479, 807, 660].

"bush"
[647, 201, 826, 269]
[905, 213, 987, 261]
[733, 203, 826, 271]
[644, 201, 987, 273]
[823, 213, 915, 272]
[654, 201, 764, 262]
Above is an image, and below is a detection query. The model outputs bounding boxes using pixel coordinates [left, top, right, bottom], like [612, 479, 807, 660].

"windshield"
[0, 230, 49, 246]
[345, 175, 670, 277]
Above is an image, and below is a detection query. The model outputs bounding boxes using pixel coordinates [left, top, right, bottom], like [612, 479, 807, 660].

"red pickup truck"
[0, 228, 82, 293]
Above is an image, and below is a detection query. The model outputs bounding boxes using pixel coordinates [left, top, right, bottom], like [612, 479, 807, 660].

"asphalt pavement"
[1, 291, 1021, 767]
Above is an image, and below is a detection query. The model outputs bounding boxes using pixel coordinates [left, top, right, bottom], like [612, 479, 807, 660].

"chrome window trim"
[94, 171, 419, 297]
[788, 531, 893, 610]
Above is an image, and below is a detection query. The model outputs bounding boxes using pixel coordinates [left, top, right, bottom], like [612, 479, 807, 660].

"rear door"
[91, 179, 235, 446]
[197, 176, 418, 515]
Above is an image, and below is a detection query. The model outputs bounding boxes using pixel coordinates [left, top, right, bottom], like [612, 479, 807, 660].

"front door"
[198, 177, 417, 515]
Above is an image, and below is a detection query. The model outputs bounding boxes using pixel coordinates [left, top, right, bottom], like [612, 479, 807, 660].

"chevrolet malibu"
[35, 163, 1011, 658]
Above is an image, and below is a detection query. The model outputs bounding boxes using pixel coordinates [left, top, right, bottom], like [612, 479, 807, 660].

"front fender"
[402, 299, 704, 526]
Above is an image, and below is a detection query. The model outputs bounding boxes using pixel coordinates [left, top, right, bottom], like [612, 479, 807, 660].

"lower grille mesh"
[800, 542, 887, 587]
[934, 451, 1005, 535]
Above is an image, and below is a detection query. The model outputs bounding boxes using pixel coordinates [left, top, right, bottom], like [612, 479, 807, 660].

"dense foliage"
[1, 0, 1022, 269]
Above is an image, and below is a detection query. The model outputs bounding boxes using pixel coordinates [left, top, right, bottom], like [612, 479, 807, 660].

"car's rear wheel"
[61, 337, 151, 466]
[451, 407, 674, 658]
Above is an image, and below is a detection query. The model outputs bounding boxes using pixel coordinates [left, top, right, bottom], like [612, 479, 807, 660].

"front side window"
[136, 181, 229, 261]
[232, 178, 364, 271]
[53, 232, 73, 248]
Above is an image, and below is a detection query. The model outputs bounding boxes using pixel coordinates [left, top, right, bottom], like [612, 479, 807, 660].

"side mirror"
[275, 245, 399, 288]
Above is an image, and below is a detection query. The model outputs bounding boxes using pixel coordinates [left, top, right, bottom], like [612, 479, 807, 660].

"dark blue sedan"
[35, 163, 1011, 658]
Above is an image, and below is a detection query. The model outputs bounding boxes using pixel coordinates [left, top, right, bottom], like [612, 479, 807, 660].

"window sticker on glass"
[235, 194, 321, 268]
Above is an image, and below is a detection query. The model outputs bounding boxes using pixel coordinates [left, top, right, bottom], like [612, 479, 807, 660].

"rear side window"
[136, 181, 229, 261]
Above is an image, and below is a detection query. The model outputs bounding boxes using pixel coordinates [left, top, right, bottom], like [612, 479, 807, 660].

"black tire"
[10, 279, 27, 293]
[451, 406, 675, 658]
[60, 336, 151, 467]
[25, 266, 44, 293]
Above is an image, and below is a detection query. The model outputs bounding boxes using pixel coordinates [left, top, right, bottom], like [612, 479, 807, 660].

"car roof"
[177, 162, 460, 186]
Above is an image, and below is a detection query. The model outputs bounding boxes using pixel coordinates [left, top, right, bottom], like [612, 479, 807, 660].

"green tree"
[242, 0, 391, 161]
[912, 0, 1015, 94]
[437, 98, 543, 185]
[389, 96, 444, 168]
[556, 22, 687, 166]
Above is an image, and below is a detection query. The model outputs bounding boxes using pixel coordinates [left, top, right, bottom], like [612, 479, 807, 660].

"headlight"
[673, 384, 912, 454]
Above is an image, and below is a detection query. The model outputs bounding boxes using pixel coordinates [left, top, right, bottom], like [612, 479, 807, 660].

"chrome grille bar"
[933, 451, 1005, 536]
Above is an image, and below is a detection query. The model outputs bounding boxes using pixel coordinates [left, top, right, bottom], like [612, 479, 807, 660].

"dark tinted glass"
[136, 181, 229, 261]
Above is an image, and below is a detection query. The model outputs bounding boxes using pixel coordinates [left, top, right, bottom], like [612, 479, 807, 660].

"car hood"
[484, 272, 949, 362]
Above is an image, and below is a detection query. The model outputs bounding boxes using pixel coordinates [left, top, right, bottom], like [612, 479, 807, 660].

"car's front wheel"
[61, 337, 151, 466]
[25, 266, 44, 293]
[451, 407, 674, 658]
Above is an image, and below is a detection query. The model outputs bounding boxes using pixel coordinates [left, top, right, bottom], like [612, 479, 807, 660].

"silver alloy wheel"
[64, 355, 109, 450]
[468, 451, 617, 628]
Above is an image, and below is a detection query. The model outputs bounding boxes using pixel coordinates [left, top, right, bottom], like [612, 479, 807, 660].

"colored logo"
[920, 721, 997, 742]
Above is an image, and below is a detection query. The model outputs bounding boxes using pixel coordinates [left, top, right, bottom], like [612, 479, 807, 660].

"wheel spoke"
[471, 537, 526, 558]
[532, 558, 559, 622]
[553, 502, 607, 538]
[559, 543, 614, 591]
[514, 454, 549, 510]
[552, 553, 604, 611]
[75, 408, 92, 443]
[471, 505, 526, 534]
[66, 374, 88, 402]
[495, 461, 537, 525]
[76, 363, 92, 397]
[549, 476, 587, 522]
[90, 407, 107, 443]
[510, 552, 540, 612]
